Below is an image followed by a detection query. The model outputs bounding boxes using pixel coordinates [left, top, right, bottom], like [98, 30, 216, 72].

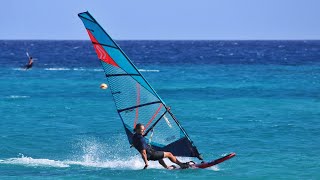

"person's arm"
[140, 149, 148, 169]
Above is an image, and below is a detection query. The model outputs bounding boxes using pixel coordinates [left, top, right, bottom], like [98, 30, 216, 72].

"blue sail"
[78, 11, 202, 159]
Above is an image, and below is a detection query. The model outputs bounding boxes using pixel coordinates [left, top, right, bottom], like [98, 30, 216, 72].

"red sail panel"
[86, 29, 119, 67]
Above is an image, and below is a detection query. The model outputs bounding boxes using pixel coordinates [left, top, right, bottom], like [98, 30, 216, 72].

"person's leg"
[158, 159, 168, 169]
[163, 152, 188, 168]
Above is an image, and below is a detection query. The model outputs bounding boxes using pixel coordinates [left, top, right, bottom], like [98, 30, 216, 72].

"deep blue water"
[0, 40, 319, 179]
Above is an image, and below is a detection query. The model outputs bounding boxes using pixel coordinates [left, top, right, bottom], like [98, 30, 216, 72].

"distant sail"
[25, 52, 33, 70]
[78, 11, 202, 159]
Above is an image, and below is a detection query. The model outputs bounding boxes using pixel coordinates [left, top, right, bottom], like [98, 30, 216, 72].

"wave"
[138, 69, 160, 72]
[44, 68, 71, 71]
[93, 69, 104, 72]
[0, 136, 195, 170]
[11, 67, 159, 73]
[72, 68, 86, 71]
[64, 156, 156, 169]
[0, 138, 221, 171]
[6, 95, 30, 99]
[45, 68, 94, 71]
[210, 166, 220, 171]
[0, 155, 222, 171]
[67, 137, 171, 169]
[12, 68, 25, 71]
[0, 154, 68, 168]
[0, 136, 221, 171]
[0, 154, 194, 170]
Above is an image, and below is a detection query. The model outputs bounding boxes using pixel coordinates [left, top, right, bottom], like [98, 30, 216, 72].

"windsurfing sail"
[78, 11, 202, 160]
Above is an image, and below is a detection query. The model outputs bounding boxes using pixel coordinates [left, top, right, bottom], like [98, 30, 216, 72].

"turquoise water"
[0, 40, 319, 179]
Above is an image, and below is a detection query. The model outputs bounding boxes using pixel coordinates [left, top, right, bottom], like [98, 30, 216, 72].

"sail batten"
[78, 11, 202, 160]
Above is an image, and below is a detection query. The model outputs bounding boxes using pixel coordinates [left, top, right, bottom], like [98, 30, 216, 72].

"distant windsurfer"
[132, 123, 190, 169]
[25, 56, 33, 70]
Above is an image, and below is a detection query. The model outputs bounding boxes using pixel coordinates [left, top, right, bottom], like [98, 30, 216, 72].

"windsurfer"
[25, 56, 33, 70]
[132, 123, 189, 169]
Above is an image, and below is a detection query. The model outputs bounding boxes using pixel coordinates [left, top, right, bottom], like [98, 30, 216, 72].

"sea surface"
[0, 40, 319, 179]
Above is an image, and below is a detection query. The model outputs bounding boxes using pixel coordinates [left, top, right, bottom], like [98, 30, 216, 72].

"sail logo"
[164, 115, 172, 128]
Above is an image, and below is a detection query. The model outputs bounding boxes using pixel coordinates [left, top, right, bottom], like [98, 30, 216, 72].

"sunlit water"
[0, 40, 319, 179]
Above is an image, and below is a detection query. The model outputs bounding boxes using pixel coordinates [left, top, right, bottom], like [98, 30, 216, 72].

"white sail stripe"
[93, 44, 100, 59]
[97, 45, 103, 59]
[98, 45, 107, 59]
[96, 45, 104, 59]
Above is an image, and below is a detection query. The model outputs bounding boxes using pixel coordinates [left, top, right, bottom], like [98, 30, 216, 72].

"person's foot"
[179, 162, 190, 169]
[167, 165, 177, 170]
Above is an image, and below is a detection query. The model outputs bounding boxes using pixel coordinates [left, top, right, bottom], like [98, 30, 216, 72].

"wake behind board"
[171, 153, 236, 170]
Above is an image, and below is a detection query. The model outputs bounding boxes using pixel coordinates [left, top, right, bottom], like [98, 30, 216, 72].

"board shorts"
[25, 64, 33, 69]
[147, 150, 164, 161]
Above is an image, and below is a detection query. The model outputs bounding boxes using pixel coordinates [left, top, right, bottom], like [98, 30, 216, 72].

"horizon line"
[1, 39, 320, 41]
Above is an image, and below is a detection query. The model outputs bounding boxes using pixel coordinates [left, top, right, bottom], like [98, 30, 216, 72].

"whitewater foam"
[0, 155, 186, 170]
[44, 68, 71, 71]
[138, 69, 160, 72]
[6, 95, 30, 99]
[0, 154, 69, 168]
[0, 138, 199, 170]
[12, 68, 25, 71]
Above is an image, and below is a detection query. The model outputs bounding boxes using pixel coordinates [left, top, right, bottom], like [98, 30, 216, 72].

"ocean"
[0, 40, 319, 179]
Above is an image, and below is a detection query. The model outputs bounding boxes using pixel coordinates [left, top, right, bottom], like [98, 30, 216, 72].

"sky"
[1, 0, 320, 40]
